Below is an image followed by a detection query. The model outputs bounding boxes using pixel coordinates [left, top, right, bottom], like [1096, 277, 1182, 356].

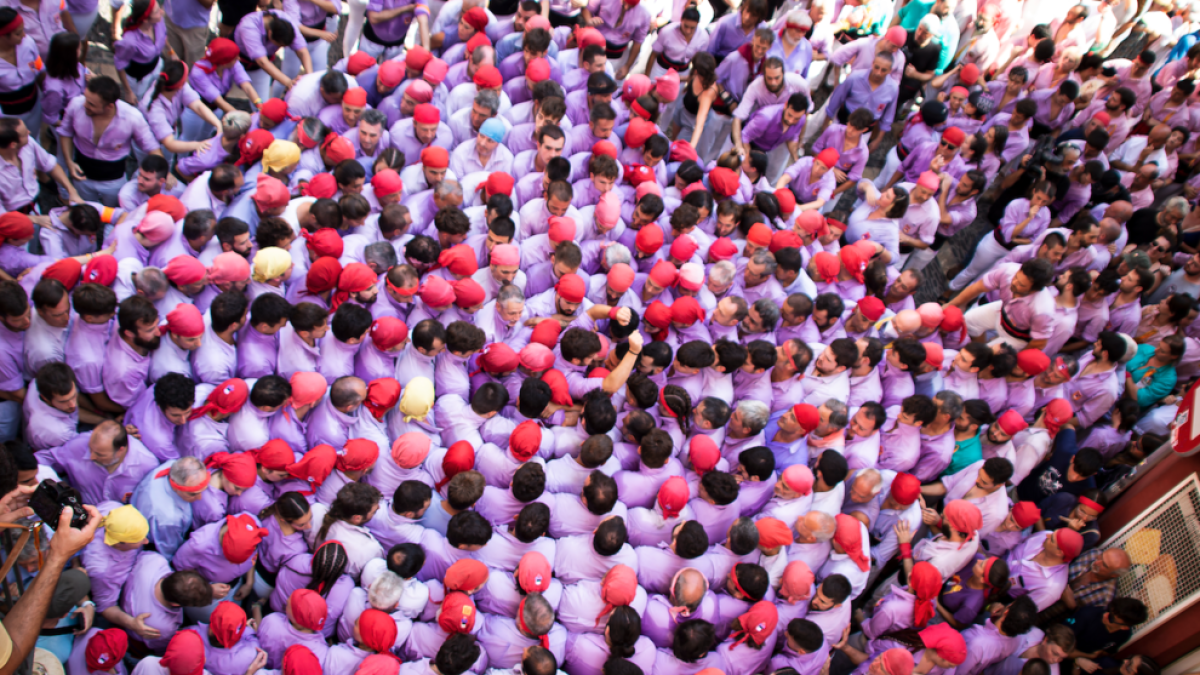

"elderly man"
[1040, 546, 1133, 622]
[787, 510, 837, 573]
[36, 419, 160, 506]
[131, 456, 211, 560]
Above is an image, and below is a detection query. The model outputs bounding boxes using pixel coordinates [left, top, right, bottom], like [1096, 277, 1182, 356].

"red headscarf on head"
[909, 561, 942, 628]
[518, 597, 551, 649]
[517, 551, 553, 593]
[161, 630, 206, 675]
[438, 592, 478, 634]
[444, 559, 489, 593]
[253, 439, 294, 472]
[435, 441, 475, 490]
[833, 514, 869, 571]
[85, 628, 129, 672]
[42, 258, 82, 290]
[657, 476, 689, 519]
[364, 379, 401, 421]
[357, 608, 399, 654]
[287, 445, 338, 495]
[508, 420, 543, 461]
[880, 648, 915, 675]
[919, 624, 967, 666]
[943, 500, 983, 548]
[282, 645, 323, 675]
[337, 438, 380, 472]
[205, 452, 257, 489]
[356, 655, 401, 675]
[188, 379, 249, 421]
[210, 601, 249, 649]
[597, 564, 638, 626]
[332, 262, 377, 311]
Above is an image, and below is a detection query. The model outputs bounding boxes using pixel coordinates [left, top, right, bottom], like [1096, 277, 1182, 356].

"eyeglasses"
[940, 140, 958, 149]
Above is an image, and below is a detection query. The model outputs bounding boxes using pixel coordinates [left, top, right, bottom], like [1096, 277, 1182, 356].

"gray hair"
[222, 111, 252, 138]
[434, 180, 463, 200]
[169, 456, 207, 487]
[823, 399, 849, 428]
[856, 468, 883, 496]
[736, 400, 770, 433]
[497, 284, 525, 308]
[470, 45, 494, 68]
[750, 249, 778, 275]
[918, 14, 942, 35]
[1165, 196, 1190, 219]
[475, 90, 501, 115]
[361, 109, 387, 127]
[935, 390, 964, 419]
[364, 241, 398, 270]
[603, 243, 632, 268]
[134, 267, 168, 297]
[710, 260, 736, 287]
[368, 571, 406, 611]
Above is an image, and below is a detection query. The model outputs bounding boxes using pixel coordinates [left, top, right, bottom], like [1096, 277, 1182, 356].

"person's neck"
[1058, 290, 1077, 308]
[215, 326, 238, 345]
[0, 146, 18, 164]
[441, 500, 460, 516]
[966, 574, 987, 590]
[773, 426, 804, 442]
[770, 366, 794, 383]
[925, 418, 952, 435]
[954, 427, 975, 442]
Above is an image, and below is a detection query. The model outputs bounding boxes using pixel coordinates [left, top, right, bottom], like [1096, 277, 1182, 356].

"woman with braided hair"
[657, 383, 693, 448]
[266, 539, 354, 639]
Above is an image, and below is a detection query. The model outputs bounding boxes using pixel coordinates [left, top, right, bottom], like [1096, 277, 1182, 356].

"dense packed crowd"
[0, 0, 1185, 672]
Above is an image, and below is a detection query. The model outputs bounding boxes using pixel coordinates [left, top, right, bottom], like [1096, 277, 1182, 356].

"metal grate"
[1104, 475, 1200, 647]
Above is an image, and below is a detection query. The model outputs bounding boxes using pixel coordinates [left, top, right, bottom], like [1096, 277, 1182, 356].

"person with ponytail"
[253, 491, 313, 597]
[316, 482, 385, 579]
[114, 0, 166, 105]
[657, 383, 693, 441]
[267, 540, 352, 621]
[563, 606, 655, 675]
[41, 33, 88, 130]
[145, 59, 223, 156]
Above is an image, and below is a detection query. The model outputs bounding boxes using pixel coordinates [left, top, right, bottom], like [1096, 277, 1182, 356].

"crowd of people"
[0, 0, 1187, 672]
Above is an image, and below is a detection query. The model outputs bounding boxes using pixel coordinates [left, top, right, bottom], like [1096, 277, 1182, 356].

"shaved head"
[672, 567, 709, 610]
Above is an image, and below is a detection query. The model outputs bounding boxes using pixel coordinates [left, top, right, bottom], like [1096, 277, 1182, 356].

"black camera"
[29, 480, 88, 530]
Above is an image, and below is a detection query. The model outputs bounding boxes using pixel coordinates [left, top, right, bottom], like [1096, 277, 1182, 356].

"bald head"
[1149, 123, 1171, 146]
[331, 376, 366, 411]
[1099, 217, 1122, 243]
[1100, 548, 1132, 578]
[672, 567, 709, 610]
[1104, 200, 1133, 223]
[795, 511, 837, 543]
[892, 309, 922, 336]
[848, 469, 882, 503]
[89, 420, 127, 452]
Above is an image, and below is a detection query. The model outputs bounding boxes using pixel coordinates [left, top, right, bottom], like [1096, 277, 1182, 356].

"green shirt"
[943, 432, 982, 477]
[897, 0, 934, 33]
[1127, 343, 1177, 409]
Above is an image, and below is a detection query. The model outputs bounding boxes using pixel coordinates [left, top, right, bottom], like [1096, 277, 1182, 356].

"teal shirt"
[1127, 343, 1177, 409]
[897, 0, 934, 33]
[935, 15, 959, 74]
[943, 433, 982, 477]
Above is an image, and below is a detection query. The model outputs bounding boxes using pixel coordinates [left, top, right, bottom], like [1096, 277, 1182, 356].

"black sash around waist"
[0, 81, 38, 116]
[1000, 306, 1033, 341]
[303, 15, 331, 43]
[656, 51, 689, 71]
[992, 227, 1016, 251]
[896, 141, 914, 160]
[605, 40, 629, 59]
[125, 54, 161, 80]
[73, 149, 127, 182]
[363, 19, 408, 47]
[240, 45, 282, 73]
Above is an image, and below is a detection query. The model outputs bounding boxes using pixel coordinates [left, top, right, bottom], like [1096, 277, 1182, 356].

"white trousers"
[873, 147, 900, 189]
[343, 0, 369, 55]
[75, 177, 124, 207]
[964, 300, 1029, 349]
[948, 232, 1007, 291]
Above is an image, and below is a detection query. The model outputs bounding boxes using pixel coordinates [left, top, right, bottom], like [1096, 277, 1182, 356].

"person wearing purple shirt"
[144, 75, 223, 157]
[256, 594, 332, 667]
[878, 399, 930, 474]
[114, 7, 168, 104]
[59, 79, 162, 206]
[119, 551, 205, 652]
[780, 156, 836, 208]
[741, 97, 808, 157]
[822, 55, 899, 136]
[613, 429, 685, 509]
[950, 599, 1036, 675]
[37, 419, 159, 505]
[172, 516, 262, 621]
[477, 597, 568, 668]
[196, 616, 261, 675]
[234, 10, 312, 102]
[101, 295, 161, 410]
[125, 374, 195, 462]
[391, 114, 456, 166]
[706, 5, 767, 60]
[688, 471, 741, 545]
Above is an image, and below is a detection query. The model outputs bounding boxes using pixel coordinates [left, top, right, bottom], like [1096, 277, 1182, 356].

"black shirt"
[1065, 606, 1132, 655]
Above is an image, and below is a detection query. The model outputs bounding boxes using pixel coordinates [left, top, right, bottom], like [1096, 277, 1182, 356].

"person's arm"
[601, 328, 643, 394]
[188, 99, 223, 131]
[297, 47, 313, 77]
[904, 63, 937, 83]
[616, 42, 642, 81]
[255, 55, 294, 90]
[98, 606, 163, 641]
[1, 506, 102, 675]
[899, 231, 930, 249]
[935, 599, 969, 629]
[59, 137, 85, 183]
[731, 116, 747, 156]
[237, 81, 262, 108]
[930, 65, 959, 90]
[895, 519, 915, 580]
[46, 164, 81, 205]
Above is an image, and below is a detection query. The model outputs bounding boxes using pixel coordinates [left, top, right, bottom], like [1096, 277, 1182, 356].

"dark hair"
[816, 450, 848, 485]
[583, 471, 619, 515]
[392, 480, 433, 516]
[471, 382, 509, 416]
[732, 562, 769, 600]
[672, 619, 716, 663]
[436, 634, 481, 675]
[787, 619, 825, 653]
[210, 290, 249, 333]
[593, 516, 627, 555]
[511, 462, 546, 503]
[999, 596, 1038, 636]
[514, 502, 550, 542]
[71, 283, 116, 317]
[412, 318, 446, 352]
[982, 457, 1014, 485]
[674, 520, 709, 558]
[387, 542, 425, 579]
[259, 491, 310, 525]
[117, 295, 158, 338]
[820, 574, 852, 604]
[160, 570, 214, 607]
[86, 76, 122, 106]
[700, 471, 739, 505]
[152, 372, 196, 412]
[290, 302, 328, 333]
[149, 59, 187, 107]
[317, 482, 381, 543]
[446, 511, 493, 548]
[446, 471, 486, 511]
[47, 32, 82, 81]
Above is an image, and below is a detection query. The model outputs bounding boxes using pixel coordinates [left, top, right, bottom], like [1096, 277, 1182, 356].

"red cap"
[405, 46, 433, 71]
[774, 188, 796, 215]
[670, 234, 699, 261]
[556, 273, 587, 303]
[220, 513, 268, 564]
[463, 6, 488, 30]
[378, 60, 405, 88]
[815, 147, 840, 168]
[857, 296, 885, 321]
[709, 237, 737, 260]
[635, 224, 664, 254]
[302, 173, 337, 199]
[413, 103, 440, 125]
[370, 317, 409, 351]
[924, 342, 944, 368]
[548, 216, 576, 243]
[592, 140, 618, 158]
[288, 589, 328, 632]
[346, 51, 377, 75]
[607, 263, 635, 293]
[624, 117, 657, 148]
[1012, 501, 1041, 528]
[482, 171, 514, 197]
[421, 146, 449, 169]
[439, 243, 479, 276]
[747, 222, 773, 247]
[792, 403, 820, 432]
[474, 65, 502, 88]
[942, 126, 966, 147]
[530, 320, 561, 348]
[959, 63, 980, 85]
[770, 230, 803, 253]
[517, 551, 552, 593]
[709, 167, 740, 198]
[649, 260, 679, 288]
[527, 57, 551, 82]
[371, 169, 403, 197]
[303, 228, 344, 259]
[839, 244, 868, 282]
[813, 251, 840, 282]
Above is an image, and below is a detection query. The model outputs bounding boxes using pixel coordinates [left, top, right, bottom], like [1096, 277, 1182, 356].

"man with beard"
[731, 58, 813, 153]
[181, 165, 245, 219]
[474, 284, 531, 349]
[948, 257, 1058, 352]
[525, 272, 625, 332]
[803, 338, 856, 406]
[1072, 88, 1136, 153]
[100, 296, 162, 412]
